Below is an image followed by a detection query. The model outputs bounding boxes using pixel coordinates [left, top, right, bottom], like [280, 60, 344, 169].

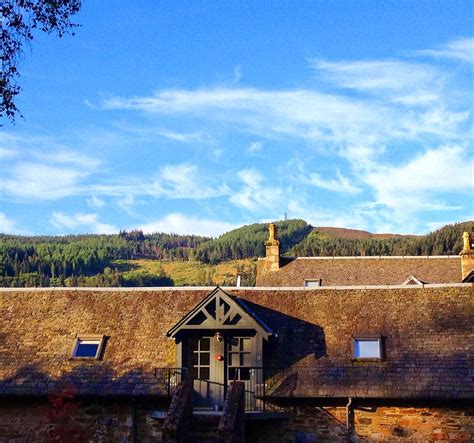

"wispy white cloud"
[233, 65, 242, 84]
[0, 147, 18, 159]
[363, 145, 472, 210]
[0, 132, 102, 201]
[148, 163, 230, 200]
[86, 195, 106, 208]
[101, 82, 468, 161]
[155, 129, 203, 143]
[0, 212, 30, 234]
[51, 212, 117, 234]
[135, 213, 237, 237]
[415, 37, 474, 64]
[229, 169, 284, 212]
[287, 200, 371, 231]
[311, 57, 447, 109]
[3, 37, 472, 236]
[307, 171, 361, 194]
[312, 58, 441, 95]
[247, 141, 263, 154]
[116, 194, 136, 216]
[212, 148, 224, 159]
[0, 133, 102, 166]
[353, 145, 474, 232]
[0, 213, 15, 233]
[32, 149, 102, 169]
[1, 163, 86, 200]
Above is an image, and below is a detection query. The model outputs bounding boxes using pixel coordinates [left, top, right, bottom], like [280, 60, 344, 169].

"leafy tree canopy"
[1, 0, 82, 123]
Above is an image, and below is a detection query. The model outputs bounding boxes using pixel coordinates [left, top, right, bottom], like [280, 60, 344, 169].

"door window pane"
[200, 338, 210, 351]
[229, 367, 237, 380]
[239, 368, 251, 381]
[200, 352, 210, 366]
[241, 338, 251, 352]
[190, 337, 212, 380]
[200, 367, 210, 380]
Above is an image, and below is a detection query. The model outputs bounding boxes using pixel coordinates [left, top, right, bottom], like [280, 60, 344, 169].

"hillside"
[315, 226, 417, 240]
[0, 220, 472, 287]
[116, 259, 255, 287]
[290, 221, 472, 257]
[193, 219, 312, 263]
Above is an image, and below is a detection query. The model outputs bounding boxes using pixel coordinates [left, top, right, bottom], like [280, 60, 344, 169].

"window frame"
[71, 334, 105, 360]
[352, 335, 384, 361]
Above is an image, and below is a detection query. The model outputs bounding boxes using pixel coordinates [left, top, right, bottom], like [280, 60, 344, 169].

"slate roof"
[256, 256, 462, 287]
[1, 285, 473, 400]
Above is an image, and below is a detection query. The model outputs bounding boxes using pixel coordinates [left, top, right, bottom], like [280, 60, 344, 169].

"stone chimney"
[264, 223, 280, 272]
[460, 231, 474, 281]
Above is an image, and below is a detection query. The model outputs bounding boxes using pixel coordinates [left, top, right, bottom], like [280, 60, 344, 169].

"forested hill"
[290, 221, 472, 257]
[0, 220, 472, 287]
[194, 219, 313, 264]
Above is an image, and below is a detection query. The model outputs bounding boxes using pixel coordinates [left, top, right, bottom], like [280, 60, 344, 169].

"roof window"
[304, 279, 321, 288]
[72, 335, 105, 359]
[401, 275, 424, 286]
[353, 336, 384, 361]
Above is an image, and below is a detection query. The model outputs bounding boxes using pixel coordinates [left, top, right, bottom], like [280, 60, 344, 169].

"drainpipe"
[131, 397, 137, 443]
[346, 397, 354, 443]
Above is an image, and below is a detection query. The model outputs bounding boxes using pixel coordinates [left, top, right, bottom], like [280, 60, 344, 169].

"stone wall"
[0, 397, 134, 442]
[0, 397, 172, 442]
[2, 398, 471, 442]
[246, 403, 474, 442]
[353, 404, 473, 442]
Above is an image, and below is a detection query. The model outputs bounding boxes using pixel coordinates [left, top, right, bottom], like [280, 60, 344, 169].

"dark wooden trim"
[167, 287, 273, 339]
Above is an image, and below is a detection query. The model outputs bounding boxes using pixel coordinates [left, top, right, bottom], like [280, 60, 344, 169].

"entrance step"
[188, 412, 221, 442]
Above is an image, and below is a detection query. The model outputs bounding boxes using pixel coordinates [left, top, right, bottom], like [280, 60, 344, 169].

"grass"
[114, 258, 256, 286]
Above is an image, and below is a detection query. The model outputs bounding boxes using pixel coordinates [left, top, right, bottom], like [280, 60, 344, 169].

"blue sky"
[1, 1, 473, 237]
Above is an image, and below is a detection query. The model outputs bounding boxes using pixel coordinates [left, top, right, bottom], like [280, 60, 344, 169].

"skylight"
[304, 279, 321, 288]
[353, 336, 383, 360]
[72, 335, 104, 359]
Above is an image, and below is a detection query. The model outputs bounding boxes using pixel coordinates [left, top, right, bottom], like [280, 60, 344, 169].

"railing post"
[163, 373, 193, 443]
[218, 381, 245, 442]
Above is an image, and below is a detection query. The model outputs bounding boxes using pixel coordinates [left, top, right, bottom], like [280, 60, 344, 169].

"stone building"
[0, 227, 473, 442]
[257, 224, 473, 287]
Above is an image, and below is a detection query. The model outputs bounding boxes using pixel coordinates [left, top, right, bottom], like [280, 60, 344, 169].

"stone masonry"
[1, 284, 473, 441]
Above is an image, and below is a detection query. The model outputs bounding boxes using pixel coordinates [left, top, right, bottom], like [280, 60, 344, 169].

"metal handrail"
[154, 367, 188, 397]
[156, 366, 289, 411]
[227, 366, 288, 411]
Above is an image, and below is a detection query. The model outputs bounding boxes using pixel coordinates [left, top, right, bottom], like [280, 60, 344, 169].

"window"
[304, 279, 321, 288]
[190, 337, 211, 380]
[72, 335, 104, 359]
[401, 275, 423, 286]
[353, 336, 384, 360]
[228, 337, 252, 381]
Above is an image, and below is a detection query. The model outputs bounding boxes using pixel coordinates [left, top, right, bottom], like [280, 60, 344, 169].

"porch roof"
[167, 287, 274, 339]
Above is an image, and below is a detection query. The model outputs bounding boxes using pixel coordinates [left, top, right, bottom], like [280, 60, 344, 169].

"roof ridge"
[293, 255, 460, 260]
[0, 283, 471, 292]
